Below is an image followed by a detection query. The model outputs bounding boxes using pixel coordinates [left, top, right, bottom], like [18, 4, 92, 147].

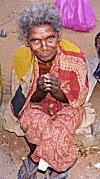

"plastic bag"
[55, 0, 96, 32]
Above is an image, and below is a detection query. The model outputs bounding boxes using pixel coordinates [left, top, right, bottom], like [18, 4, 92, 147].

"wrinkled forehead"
[28, 24, 56, 39]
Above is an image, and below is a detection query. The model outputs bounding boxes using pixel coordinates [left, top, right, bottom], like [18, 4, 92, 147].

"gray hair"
[18, 2, 61, 38]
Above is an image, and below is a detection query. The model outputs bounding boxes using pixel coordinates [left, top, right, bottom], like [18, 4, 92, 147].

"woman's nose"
[41, 40, 48, 50]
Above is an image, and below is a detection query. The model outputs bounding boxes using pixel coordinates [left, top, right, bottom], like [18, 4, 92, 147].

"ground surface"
[0, 0, 100, 179]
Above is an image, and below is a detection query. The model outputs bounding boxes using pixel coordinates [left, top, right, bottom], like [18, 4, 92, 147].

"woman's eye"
[30, 39, 40, 44]
[47, 36, 55, 42]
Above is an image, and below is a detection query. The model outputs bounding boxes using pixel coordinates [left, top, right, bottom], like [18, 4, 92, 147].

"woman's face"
[27, 24, 60, 63]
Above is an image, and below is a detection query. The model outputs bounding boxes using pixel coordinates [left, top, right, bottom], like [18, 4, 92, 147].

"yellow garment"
[60, 39, 81, 53]
[13, 46, 34, 83]
[13, 39, 81, 82]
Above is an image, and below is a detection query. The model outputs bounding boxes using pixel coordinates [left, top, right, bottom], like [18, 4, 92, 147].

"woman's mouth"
[39, 52, 51, 57]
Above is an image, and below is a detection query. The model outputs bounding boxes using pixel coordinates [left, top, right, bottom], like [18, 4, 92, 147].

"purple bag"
[55, 0, 96, 32]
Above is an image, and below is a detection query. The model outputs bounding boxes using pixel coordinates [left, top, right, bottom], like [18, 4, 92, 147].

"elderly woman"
[4, 2, 88, 179]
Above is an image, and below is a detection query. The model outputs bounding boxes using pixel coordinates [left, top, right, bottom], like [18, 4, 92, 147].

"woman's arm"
[30, 89, 47, 102]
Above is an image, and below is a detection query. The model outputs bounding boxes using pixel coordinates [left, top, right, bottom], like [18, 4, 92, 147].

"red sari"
[19, 45, 88, 172]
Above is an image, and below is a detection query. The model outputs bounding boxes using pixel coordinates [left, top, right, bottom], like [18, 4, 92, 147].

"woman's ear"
[57, 30, 62, 42]
[25, 40, 30, 47]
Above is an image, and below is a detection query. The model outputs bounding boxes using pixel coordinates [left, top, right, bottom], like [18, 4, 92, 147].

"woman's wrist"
[30, 88, 47, 102]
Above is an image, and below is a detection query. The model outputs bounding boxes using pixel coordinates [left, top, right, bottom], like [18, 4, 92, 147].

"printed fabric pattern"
[19, 43, 88, 172]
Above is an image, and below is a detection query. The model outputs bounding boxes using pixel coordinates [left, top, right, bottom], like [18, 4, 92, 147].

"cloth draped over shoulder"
[3, 39, 88, 172]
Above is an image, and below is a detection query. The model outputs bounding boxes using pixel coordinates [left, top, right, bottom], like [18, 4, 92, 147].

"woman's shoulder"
[59, 39, 81, 53]
[59, 39, 86, 63]
[14, 45, 32, 62]
[13, 45, 34, 82]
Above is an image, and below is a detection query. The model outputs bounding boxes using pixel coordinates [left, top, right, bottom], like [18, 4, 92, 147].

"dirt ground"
[0, 0, 100, 179]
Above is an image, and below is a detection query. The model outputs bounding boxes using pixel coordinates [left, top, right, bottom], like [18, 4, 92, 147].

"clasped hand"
[37, 73, 60, 95]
